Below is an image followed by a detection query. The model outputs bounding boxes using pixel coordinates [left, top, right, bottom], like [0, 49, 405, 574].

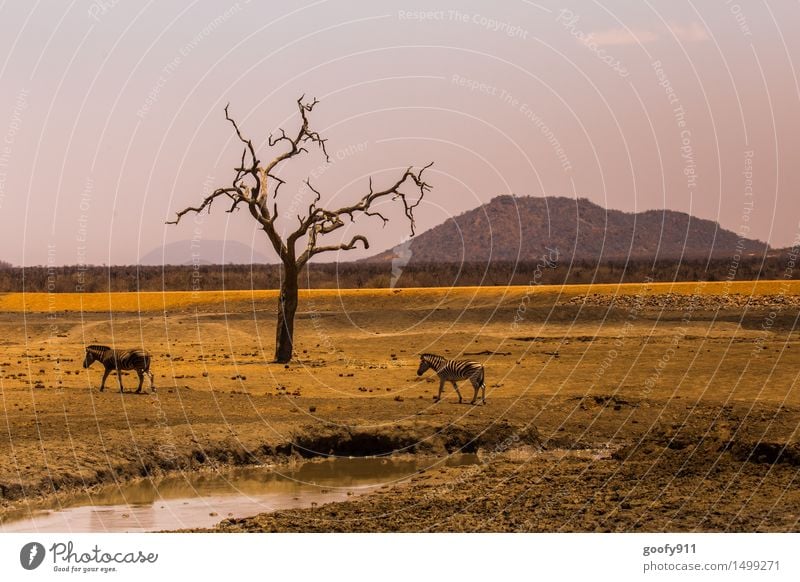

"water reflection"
[1, 454, 477, 533]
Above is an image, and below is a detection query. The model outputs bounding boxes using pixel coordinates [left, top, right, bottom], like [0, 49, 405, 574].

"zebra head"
[417, 354, 436, 376]
[83, 345, 107, 368]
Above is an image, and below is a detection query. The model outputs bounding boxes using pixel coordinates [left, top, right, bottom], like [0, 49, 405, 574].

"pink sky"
[1, 0, 798, 266]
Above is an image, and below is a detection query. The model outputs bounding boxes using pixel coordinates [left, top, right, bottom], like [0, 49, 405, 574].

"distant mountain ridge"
[365, 195, 770, 264]
[139, 240, 271, 266]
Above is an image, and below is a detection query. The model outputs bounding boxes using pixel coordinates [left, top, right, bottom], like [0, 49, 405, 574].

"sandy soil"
[0, 284, 799, 531]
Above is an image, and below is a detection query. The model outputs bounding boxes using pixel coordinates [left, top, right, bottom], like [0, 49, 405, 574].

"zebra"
[416, 353, 486, 405]
[83, 345, 155, 393]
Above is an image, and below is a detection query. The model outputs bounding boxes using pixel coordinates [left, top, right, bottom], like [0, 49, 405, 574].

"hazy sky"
[1, 0, 799, 266]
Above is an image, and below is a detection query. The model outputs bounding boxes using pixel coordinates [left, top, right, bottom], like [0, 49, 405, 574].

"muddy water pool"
[1, 454, 478, 532]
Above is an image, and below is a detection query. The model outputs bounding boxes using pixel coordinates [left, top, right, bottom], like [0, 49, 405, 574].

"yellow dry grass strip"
[526, 279, 800, 297]
[0, 290, 273, 313]
[1, 280, 797, 313]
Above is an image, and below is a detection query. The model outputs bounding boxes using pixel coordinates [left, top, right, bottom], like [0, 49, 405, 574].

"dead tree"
[168, 97, 432, 363]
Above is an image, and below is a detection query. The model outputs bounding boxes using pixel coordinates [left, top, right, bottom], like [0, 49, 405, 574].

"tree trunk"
[274, 264, 299, 363]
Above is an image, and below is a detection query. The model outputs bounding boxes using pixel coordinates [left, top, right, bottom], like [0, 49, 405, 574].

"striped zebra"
[83, 345, 155, 393]
[416, 353, 487, 405]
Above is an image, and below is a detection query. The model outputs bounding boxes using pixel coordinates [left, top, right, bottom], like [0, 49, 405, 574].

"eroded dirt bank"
[0, 389, 539, 510]
[200, 398, 800, 532]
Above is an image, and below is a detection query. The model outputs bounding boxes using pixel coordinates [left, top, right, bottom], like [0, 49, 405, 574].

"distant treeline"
[0, 254, 796, 293]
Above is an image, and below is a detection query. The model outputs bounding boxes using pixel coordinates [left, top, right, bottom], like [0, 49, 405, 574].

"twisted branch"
[167, 97, 433, 268]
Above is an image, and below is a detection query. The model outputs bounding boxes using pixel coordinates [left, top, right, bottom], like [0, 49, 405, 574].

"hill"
[365, 195, 770, 264]
[139, 239, 271, 266]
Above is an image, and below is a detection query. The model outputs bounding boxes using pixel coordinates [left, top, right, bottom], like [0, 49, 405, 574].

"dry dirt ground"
[0, 283, 799, 532]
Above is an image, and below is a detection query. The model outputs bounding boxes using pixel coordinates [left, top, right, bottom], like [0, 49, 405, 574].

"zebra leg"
[116, 366, 124, 393]
[470, 379, 478, 405]
[436, 379, 445, 401]
[452, 381, 463, 403]
[100, 368, 110, 392]
[148, 370, 156, 392]
[136, 370, 144, 393]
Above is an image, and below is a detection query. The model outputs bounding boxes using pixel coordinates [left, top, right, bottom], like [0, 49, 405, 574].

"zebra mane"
[421, 353, 445, 366]
[86, 344, 110, 352]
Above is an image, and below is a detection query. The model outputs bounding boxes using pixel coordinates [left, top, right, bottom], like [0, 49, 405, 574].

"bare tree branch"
[225, 104, 257, 165]
[295, 163, 432, 266]
[165, 187, 242, 224]
[262, 96, 330, 178]
[365, 207, 389, 226]
[328, 162, 433, 235]
[168, 98, 432, 267]
[267, 173, 285, 199]
[268, 128, 291, 148]
[307, 234, 370, 258]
